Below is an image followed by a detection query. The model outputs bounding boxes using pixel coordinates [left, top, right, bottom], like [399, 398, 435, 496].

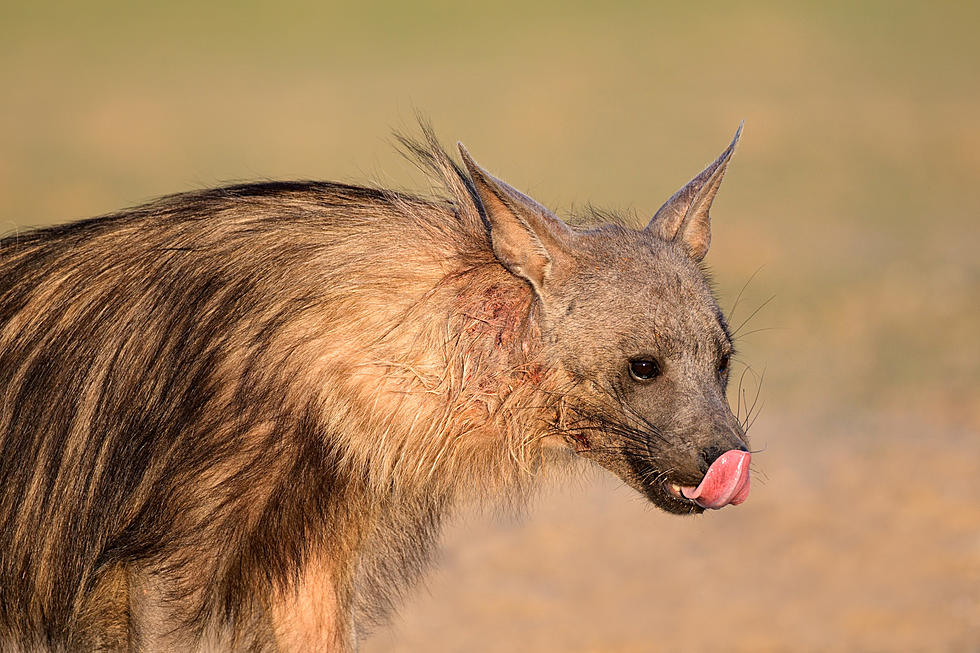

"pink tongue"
[681, 450, 751, 509]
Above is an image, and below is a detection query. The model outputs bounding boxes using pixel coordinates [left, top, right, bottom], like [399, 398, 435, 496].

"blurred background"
[2, 1, 977, 650]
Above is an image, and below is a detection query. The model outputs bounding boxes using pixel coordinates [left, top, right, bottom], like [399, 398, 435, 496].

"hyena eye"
[629, 359, 661, 381]
[718, 353, 731, 375]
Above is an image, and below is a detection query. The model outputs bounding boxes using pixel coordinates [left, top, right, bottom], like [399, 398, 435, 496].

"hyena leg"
[268, 561, 353, 652]
[71, 563, 132, 652]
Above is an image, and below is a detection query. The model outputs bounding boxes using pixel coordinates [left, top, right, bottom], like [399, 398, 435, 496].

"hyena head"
[458, 126, 749, 515]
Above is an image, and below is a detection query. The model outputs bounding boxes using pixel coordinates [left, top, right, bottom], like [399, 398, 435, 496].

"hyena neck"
[448, 262, 554, 435]
[426, 260, 563, 489]
[327, 245, 562, 493]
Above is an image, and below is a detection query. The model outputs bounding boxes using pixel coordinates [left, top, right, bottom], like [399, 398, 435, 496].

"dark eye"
[718, 353, 731, 375]
[629, 359, 661, 381]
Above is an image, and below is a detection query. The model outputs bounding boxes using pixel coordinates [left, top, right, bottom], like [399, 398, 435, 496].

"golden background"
[2, 2, 977, 650]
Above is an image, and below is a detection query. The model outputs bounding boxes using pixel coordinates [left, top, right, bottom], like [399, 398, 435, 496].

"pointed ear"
[458, 143, 572, 293]
[646, 123, 742, 261]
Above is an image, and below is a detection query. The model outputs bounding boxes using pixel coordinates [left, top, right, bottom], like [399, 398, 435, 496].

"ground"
[365, 411, 979, 652]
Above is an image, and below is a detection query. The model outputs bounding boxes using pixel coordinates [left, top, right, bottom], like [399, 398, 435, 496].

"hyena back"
[0, 125, 750, 651]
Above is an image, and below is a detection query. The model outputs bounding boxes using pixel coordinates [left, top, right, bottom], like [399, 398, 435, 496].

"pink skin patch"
[680, 449, 751, 509]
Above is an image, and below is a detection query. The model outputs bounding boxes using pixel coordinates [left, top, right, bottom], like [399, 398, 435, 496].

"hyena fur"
[0, 124, 750, 651]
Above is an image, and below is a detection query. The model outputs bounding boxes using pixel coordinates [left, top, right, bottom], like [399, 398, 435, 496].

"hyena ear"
[458, 143, 573, 293]
[645, 123, 742, 262]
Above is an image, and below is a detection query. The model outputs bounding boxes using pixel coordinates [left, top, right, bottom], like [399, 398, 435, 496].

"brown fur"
[0, 124, 749, 651]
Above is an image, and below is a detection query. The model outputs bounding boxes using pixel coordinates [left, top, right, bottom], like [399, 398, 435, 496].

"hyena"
[0, 124, 751, 651]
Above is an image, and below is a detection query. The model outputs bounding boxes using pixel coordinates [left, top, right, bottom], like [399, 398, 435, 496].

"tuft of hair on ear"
[392, 116, 486, 237]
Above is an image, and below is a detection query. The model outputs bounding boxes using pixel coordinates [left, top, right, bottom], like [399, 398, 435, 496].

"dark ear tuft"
[645, 123, 742, 261]
[457, 143, 572, 293]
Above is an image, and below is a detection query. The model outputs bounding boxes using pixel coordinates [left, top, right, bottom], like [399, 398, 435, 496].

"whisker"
[728, 264, 765, 323]
[732, 294, 775, 337]
[733, 326, 783, 339]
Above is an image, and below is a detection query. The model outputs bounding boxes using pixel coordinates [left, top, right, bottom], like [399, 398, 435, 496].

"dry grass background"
[1, 2, 977, 650]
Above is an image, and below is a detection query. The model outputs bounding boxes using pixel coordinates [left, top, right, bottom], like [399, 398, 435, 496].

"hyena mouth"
[665, 450, 752, 510]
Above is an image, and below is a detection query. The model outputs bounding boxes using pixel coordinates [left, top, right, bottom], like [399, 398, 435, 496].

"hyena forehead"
[557, 227, 729, 358]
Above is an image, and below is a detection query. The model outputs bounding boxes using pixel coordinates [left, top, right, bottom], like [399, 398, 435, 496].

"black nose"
[699, 443, 749, 472]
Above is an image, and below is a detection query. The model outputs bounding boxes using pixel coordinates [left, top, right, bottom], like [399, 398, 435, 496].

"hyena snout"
[669, 424, 751, 511]
[686, 395, 748, 466]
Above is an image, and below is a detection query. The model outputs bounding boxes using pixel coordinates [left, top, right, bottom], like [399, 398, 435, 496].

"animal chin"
[614, 451, 703, 515]
[644, 478, 705, 515]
